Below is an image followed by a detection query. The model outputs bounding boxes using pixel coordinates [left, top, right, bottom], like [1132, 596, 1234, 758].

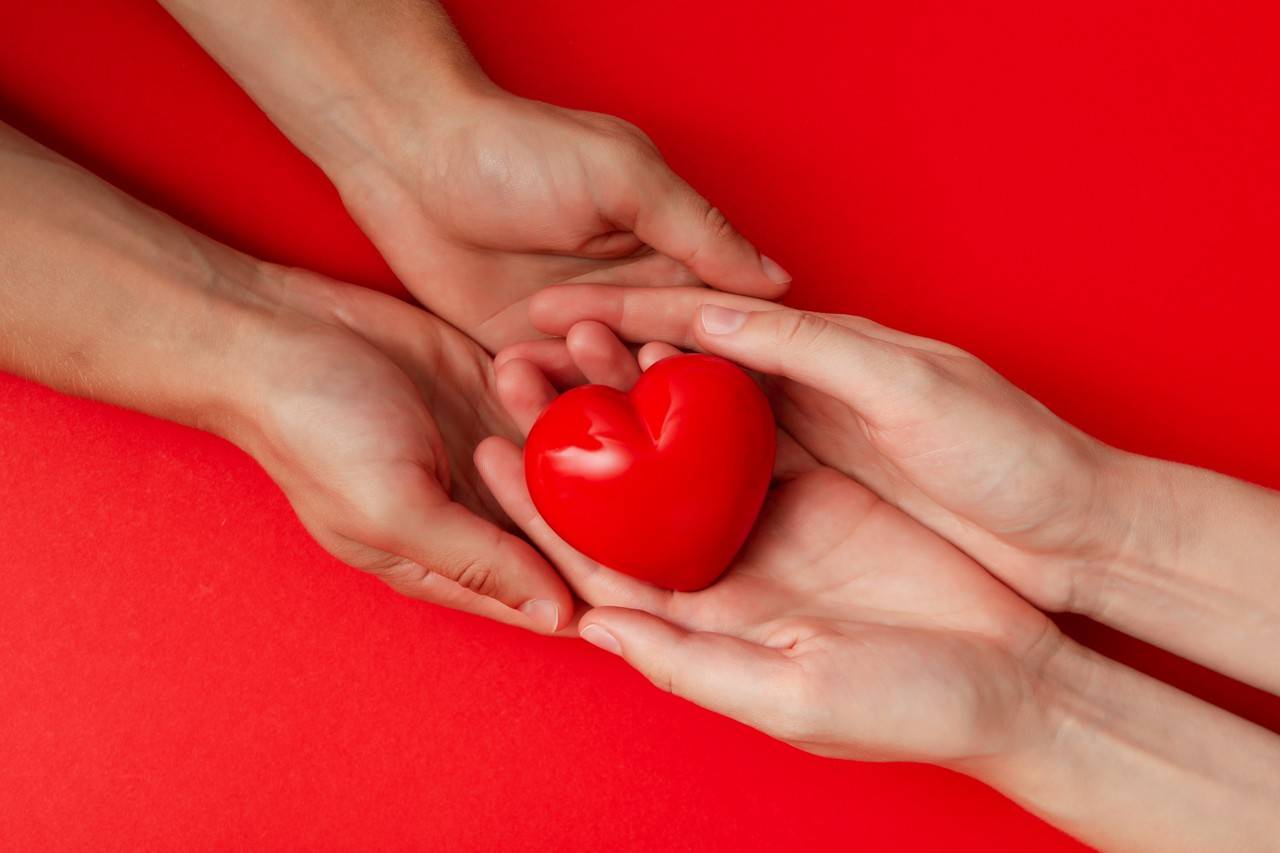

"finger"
[566, 320, 642, 390]
[494, 339, 588, 389]
[378, 557, 580, 636]
[495, 358, 557, 437]
[637, 341, 682, 371]
[562, 251, 702, 288]
[690, 304, 919, 420]
[383, 497, 575, 634]
[530, 285, 939, 351]
[534, 286, 917, 422]
[530, 284, 778, 344]
[579, 607, 800, 734]
[617, 159, 790, 298]
[474, 437, 674, 616]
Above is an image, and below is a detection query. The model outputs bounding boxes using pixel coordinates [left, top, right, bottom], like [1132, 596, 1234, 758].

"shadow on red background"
[2, 1, 1277, 850]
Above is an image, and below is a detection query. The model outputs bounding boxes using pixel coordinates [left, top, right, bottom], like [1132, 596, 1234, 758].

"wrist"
[305, 54, 503, 199]
[958, 631, 1280, 851]
[954, 633, 1093, 793]
[152, 253, 288, 445]
[1060, 444, 1176, 616]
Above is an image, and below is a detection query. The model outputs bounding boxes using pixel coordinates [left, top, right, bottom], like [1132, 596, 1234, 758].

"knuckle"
[774, 310, 832, 352]
[898, 351, 948, 398]
[701, 204, 737, 242]
[598, 119, 659, 163]
[648, 667, 676, 697]
[596, 113, 652, 144]
[450, 556, 500, 598]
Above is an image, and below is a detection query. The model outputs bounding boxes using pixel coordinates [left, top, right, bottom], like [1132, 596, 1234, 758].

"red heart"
[524, 354, 776, 591]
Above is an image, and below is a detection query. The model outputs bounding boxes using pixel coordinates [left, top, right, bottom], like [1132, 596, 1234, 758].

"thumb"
[579, 607, 800, 734]
[693, 304, 918, 418]
[625, 160, 791, 298]
[384, 500, 575, 634]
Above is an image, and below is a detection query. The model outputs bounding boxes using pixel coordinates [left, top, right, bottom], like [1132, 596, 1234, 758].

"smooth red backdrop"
[2, 2, 1278, 850]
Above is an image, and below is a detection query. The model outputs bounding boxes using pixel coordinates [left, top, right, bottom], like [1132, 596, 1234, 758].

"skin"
[155, 0, 791, 352]
[477, 320, 1280, 852]
[4, 0, 787, 626]
[513, 284, 1280, 694]
[6, 3, 1277, 847]
[0, 120, 572, 632]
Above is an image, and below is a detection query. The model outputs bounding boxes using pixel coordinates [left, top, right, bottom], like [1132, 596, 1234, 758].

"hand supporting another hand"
[477, 321, 1060, 765]
[0, 121, 571, 634]
[516, 284, 1280, 693]
[479, 321, 1280, 853]
[341, 91, 792, 351]
[512, 285, 1114, 613]
[232, 268, 574, 632]
[158, 0, 791, 353]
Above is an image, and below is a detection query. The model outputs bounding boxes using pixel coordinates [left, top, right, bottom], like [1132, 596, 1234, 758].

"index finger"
[529, 284, 781, 347]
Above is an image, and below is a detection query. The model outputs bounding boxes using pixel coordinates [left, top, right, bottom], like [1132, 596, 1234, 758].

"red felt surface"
[2, 1, 1278, 850]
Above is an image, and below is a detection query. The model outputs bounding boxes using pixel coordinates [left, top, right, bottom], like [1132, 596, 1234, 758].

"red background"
[2, 1, 1279, 849]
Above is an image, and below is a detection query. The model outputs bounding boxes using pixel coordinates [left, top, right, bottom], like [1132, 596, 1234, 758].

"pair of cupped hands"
[241, 88, 1111, 767]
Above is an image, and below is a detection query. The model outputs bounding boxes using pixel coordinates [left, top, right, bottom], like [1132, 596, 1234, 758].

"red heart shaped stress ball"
[524, 354, 776, 591]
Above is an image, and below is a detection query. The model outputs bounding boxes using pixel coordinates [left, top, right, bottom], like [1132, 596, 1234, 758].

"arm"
[0, 120, 263, 434]
[968, 637, 1280, 852]
[478, 323, 1280, 852]
[520, 284, 1280, 693]
[152, 0, 488, 176]
[594, 609, 1280, 852]
[155, 0, 789, 351]
[1079, 453, 1280, 691]
[0, 120, 572, 631]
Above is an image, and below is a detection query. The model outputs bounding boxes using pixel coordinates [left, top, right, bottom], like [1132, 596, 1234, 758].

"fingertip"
[473, 435, 525, 498]
[473, 434, 515, 472]
[638, 341, 682, 370]
[493, 347, 519, 371]
[495, 357, 557, 436]
[567, 320, 641, 389]
[526, 287, 564, 334]
[519, 597, 564, 634]
[565, 319, 612, 351]
[579, 622, 623, 655]
[759, 255, 792, 290]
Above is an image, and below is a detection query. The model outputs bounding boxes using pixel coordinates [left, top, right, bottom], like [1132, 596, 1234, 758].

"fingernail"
[760, 255, 791, 285]
[520, 599, 560, 633]
[580, 624, 622, 655]
[700, 304, 747, 335]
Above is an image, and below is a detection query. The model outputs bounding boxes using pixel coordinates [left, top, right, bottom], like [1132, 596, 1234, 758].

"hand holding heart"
[475, 321, 1061, 764]
[514, 284, 1125, 615]
[522, 352, 775, 591]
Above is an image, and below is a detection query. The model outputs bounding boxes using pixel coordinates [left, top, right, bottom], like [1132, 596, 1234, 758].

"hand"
[474, 322, 1061, 763]
[224, 266, 574, 633]
[511, 285, 1130, 613]
[336, 89, 791, 351]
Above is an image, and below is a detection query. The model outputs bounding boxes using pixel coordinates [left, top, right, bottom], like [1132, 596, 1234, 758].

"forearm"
[0, 121, 266, 435]
[968, 637, 1280, 852]
[1077, 450, 1280, 694]
[155, 0, 490, 181]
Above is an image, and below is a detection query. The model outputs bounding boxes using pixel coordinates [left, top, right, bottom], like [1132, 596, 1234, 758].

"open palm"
[230, 268, 573, 630]
[475, 323, 1060, 762]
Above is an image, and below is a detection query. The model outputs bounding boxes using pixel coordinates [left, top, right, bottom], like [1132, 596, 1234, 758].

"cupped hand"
[511, 285, 1128, 612]
[474, 322, 1062, 764]
[337, 90, 790, 352]
[224, 267, 573, 633]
